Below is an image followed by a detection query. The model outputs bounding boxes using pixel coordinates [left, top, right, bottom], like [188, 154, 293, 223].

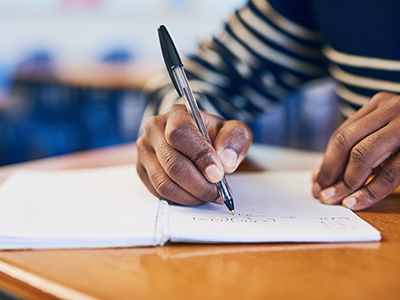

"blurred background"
[0, 0, 341, 167]
[0, 0, 246, 165]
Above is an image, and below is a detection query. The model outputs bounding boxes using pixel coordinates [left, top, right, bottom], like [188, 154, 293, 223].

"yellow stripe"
[335, 84, 370, 107]
[217, 31, 258, 68]
[324, 45, 400, 71]
[330, 65, 400, 93]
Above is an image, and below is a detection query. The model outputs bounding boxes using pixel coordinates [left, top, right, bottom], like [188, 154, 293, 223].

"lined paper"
[0, 165, 160, 249]
[168, 171, 381, 243]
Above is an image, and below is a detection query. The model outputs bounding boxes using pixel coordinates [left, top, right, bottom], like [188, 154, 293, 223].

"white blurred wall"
[0, 0, 246, 71]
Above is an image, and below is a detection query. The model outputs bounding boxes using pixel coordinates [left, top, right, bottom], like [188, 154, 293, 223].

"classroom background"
[0, 0, 340, 166]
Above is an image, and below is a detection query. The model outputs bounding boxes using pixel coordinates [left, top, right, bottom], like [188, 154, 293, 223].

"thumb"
[213, 120, 253, 173]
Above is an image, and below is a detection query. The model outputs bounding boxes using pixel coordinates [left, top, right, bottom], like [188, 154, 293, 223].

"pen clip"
[158, 25, 183, 97]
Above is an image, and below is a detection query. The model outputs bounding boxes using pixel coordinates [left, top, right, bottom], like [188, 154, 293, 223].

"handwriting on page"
[192, 214, 356, 230]
[193, 213, 276, 223]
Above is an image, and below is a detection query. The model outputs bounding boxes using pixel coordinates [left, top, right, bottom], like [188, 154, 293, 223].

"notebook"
[0, 165, 381, 249]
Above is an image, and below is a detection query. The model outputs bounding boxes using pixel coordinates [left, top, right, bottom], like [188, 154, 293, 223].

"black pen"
[158, 25, 235, 215]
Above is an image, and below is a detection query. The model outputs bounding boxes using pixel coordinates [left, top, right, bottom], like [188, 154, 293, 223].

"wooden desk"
[0, 143, 399, 300]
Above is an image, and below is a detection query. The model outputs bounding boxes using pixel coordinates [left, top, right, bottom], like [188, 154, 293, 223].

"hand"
[312, 92, 400, 211]
[136, 104, 253, 205]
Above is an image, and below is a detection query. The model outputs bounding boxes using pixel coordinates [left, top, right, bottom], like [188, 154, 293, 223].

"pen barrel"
[171, 66, 212, 143]
[216, 176, 233, 200]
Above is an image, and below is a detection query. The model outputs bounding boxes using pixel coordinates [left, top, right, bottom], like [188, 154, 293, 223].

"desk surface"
[0, 143, 399, 300]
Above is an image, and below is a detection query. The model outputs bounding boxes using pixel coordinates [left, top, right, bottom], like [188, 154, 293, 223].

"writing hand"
[136, 104, 253, 205]
[312, 92, 400, 210]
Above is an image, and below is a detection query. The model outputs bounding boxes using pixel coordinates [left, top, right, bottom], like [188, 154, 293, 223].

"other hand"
[312, 92, 400, 210]
[136, 104, 253, 205]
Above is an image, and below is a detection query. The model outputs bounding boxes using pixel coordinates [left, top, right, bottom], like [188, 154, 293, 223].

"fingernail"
[219, 148, 238, 168]
[343, 197, 357, 209]
[312, 182, 321, 197]
[320, 187, 335, 202]
[205, 164, 223, 182]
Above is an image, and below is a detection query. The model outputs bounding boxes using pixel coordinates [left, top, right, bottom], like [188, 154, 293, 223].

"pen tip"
[231, 210, 235, 215]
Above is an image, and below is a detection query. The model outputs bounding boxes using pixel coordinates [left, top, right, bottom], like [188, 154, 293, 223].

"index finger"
[164, 106, 226, 184]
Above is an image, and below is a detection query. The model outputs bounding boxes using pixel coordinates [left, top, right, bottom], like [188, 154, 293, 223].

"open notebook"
[0, 165, 380, 249]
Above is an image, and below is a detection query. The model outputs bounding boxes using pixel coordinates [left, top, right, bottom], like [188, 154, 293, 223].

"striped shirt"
[143, 0, 400, 125]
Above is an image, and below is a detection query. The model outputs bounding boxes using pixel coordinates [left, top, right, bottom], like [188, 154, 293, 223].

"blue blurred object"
[2, 79, 146, 164]
[3, 50, 86, 163]
[3, 51, 80, 163]
[100, 48, 133, 64]
[0, 62, 12, 92]
[79, 87, 123, 149]
[2, 81, 84, 164]
[3, 118, 82, 164]
[79, 88, 146, 149]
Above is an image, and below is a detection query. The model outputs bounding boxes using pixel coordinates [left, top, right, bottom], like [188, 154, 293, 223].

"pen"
[158, 25, 235, 215]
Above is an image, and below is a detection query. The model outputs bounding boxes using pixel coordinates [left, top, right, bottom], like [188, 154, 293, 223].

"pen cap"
[158, 25, 183, 96]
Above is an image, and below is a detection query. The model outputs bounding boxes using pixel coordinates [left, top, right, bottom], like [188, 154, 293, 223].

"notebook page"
[0, 165, 161, 249]
[168, 171, 381, 243]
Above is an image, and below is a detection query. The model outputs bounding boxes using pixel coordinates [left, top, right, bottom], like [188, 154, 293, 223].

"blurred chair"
[3, 50, 84, 164]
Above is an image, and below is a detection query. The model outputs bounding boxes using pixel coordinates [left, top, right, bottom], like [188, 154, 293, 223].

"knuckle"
[342, 177, 360, 191]
[136, 135, 152, 157]
[316, 167, 335, 187]
[165, 122, 192, 146]
[385, 95, 400, 111]
[144, 116, 155, 132]
[370, 92, 400, 112]
[374, 91, 391, 100]
[362, 185, 376, 205]
[165, 123, 214, 166]
[170, 103, 186, 112]
[318, 168, 330, 181]
[350, 143, 371, 166]
[317, 167, 330, 181]
[153, 174, 176, 199]
[230, 122, 253, 143]
[380, 168, 398, 186]
[331, 128, 354, 152]
[191, 145, 213, 165]
[136, 135, 145, 150]
[144, 115, 162, 133]
[164, 154, 186, 178]
[371, 91, 392, 104]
